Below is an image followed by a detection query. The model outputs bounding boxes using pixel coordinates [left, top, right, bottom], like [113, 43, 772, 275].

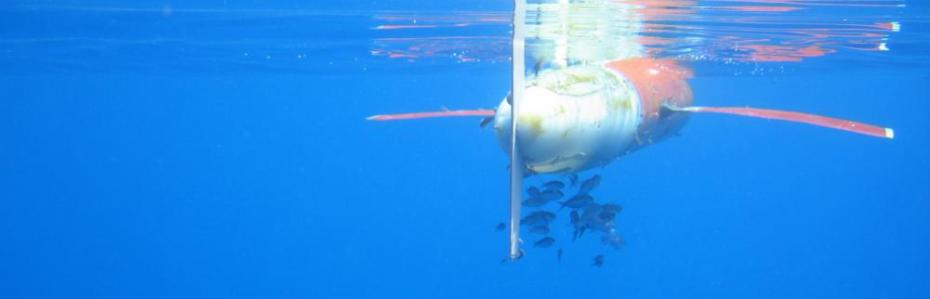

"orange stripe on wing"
[677, 106, 894, 139]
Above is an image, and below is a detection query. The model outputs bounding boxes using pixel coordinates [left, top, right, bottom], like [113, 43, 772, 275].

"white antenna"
[508, 0, 526, 261]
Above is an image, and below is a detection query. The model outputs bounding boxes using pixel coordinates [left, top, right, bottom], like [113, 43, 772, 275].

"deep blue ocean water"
[2, 1, 929, 298]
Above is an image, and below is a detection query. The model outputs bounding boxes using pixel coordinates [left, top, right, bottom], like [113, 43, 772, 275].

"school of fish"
[497, 173, 622, 266]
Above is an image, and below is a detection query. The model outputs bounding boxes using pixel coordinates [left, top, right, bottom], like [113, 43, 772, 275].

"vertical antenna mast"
[508, 0, 526, 261]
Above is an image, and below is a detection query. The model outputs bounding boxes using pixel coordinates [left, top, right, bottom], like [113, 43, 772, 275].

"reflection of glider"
[369, 58, 893, 173]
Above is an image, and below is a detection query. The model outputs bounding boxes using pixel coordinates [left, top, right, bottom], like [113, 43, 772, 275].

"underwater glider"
[367, 58, 893, 260]
[368, 58, 893, 174]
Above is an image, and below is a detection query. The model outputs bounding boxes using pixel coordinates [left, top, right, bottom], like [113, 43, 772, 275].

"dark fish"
[523, 188, 555, 207]
[533, 59, 543, 77]
[500, 249, 525, 264]
[569, 173, 579, 187]
[495, 222, 506, 231]
[560, 194, 594, 210]
[534, 237, 555, 248]
[570, 210, 585, 242]
[598, 210, 616, 222]
[539, 189, 564, 202]
[578, 174, 602, 194]
[526, 186, 541, 198]
[506, 164, 535, 178]
[597, 204, 623, 222]
[479, 116, 495, 128]
[592, 255, 604, 267]
[522, 211, 556, 226]
[529, 225, 550, 235]
[542, 180, 565, 190]
[557, 248, 563, 262]
[573, 227, 586, 242]
[522, 197, 548, 207]
[602, 232, 624, 249]
[576, 204, 617, 233]
[602, 203, 622, 213]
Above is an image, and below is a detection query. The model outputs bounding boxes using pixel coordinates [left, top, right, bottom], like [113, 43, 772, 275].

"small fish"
[569, 173, 579, 187]
[601, 203, 622, 213]
[522, 197, 548, 207]
[526, 186, 541, 198]
[500, 249, 525, 264]
[577, 204, 617, 232]
[542, 180, 565, 190]
[560, 194, 594, 210]
[602, 232, 624, 249]
[570, 210, 585, 242]
[597, 204, 623, 222]
[522, 211, 556, 226]
[578, 174, 602, 194]
[597, 210, 616, 222]
[533, 59, 544, 77]
[592, 255, 604, 267]
[539, 189, 564, 202]
[495, 222, 506, 231]
[479, 116, 495, 128]
[557, 248, 563, 262]
[534, 237, 555, 248]
[529, 225, 550, 235]
[573, 226, 586, 242]
[506, 164, 535, 178]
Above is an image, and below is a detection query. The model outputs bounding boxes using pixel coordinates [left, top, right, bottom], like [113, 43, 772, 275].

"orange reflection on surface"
[639, 36, 676, 46]
[741, 45, 834, 62]
[705, 0, 903, 8]
[634, 0, 900, 62]
[375, 24, 472, 30]
[375, 24, 439, 30]
[369, 0, 902, 64]
[630, 0, 698, 23]
[719, 5, 801, 12]
[873, 22, 901, 32]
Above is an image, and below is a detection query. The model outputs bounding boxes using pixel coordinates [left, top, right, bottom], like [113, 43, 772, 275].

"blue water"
[2, 1, 929, 298]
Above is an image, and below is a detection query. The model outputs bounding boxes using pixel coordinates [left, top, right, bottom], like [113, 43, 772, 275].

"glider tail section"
[668, 105, 894, 139]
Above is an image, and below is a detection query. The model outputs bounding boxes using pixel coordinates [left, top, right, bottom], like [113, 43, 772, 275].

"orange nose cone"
[605, 58, 694, 144]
